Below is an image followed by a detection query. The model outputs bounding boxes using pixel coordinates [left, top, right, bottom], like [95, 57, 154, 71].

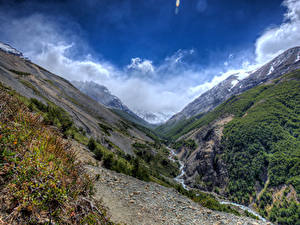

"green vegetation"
[0, 85, 115, 224]
[172, 139, 197, 150]
[221, 71, 300, 207]
[156, 113, 205, 140]
[29, 98, 73, 133]
[133, 142, 180, 178]
[20, 80, 42, 96]
[112, 108, 162, 143]
[244, 210, 259, 220]
[87, 138, 150, 181]
[257, 188, 300, 224]
[98, 122, 113, 136]
[162, 69, 300, 222]
[175, 185, 240, 216]
[9, 69, 31, 76]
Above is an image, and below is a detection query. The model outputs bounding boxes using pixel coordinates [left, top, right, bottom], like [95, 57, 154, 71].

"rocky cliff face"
[167, 47, 300, 125]
[178, 117, 233, 193]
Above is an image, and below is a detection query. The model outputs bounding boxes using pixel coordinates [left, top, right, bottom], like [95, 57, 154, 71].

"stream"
[167, 147, 267, 222]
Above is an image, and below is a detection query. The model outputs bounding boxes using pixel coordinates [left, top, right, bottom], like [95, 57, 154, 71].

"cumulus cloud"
[255, 0, 300, 63]
[127, 58, 155, 75]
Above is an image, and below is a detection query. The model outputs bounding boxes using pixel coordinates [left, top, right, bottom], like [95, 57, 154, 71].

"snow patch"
[231, 80, 239, 88]
[0, 42, 22, 56]
[135, 110, 172, 124]
[267, 65, 274, 75]
[236, 71, 250, 80]
[296, 54, 300, 62]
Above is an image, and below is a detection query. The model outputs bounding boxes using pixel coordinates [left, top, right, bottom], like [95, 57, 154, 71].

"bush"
[88, 138, 97, 151]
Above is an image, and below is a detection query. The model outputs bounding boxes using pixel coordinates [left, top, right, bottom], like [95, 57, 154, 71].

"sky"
[0, 0, 299, 122]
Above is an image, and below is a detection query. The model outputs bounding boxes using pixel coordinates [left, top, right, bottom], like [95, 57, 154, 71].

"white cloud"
[255, 0, 300, 64]
[127, 57, 155, 74]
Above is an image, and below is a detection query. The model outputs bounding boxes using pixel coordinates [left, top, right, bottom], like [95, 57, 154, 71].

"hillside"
[168, 69, 300, 224]
[0, 48, 155, 156]
[0, 84, 115, 224]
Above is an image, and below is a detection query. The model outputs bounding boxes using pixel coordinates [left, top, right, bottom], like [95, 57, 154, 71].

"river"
[167, 147, 267, 222]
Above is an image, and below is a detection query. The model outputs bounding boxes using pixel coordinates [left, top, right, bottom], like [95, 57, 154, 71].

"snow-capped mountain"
[166, 46, 300, 124]
[135, 110, 172, 125]
[0, 42, 23, 57]
[72, 81, 132, 113]
[72, 81, 156, 127]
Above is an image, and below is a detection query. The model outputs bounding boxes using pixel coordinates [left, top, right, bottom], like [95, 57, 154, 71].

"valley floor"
[86, 165, 271, 225]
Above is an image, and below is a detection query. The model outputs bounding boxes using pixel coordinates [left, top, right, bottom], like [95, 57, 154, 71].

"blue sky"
[1, 0, 285, 65]
[0, 0, 299, 122]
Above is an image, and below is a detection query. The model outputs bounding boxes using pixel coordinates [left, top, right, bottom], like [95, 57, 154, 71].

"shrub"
[88, 138, 97, 151]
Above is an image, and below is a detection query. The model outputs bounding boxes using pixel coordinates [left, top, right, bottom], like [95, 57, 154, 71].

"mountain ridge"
[158, 46, 300, 136]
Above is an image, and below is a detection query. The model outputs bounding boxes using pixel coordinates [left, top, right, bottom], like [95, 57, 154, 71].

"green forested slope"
[167, 70, 300, 224]
[221, 70, 300, 224]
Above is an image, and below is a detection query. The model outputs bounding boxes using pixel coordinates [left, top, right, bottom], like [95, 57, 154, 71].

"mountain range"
[158, 47, 300, 136]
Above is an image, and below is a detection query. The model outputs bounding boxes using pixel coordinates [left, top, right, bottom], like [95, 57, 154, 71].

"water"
[220, 201, 266, 222]
[168, 147, 190, 190]
[168, 147, 267, 222]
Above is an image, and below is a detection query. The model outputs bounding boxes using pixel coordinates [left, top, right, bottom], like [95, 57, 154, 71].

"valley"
[0, 43, 299, 224]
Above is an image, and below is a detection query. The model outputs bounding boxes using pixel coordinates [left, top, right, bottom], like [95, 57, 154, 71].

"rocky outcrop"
[182, 117, 233, 193]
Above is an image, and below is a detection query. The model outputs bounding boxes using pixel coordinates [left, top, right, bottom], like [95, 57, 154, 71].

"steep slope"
[0, 47, 154, 155]
[72, 80, 155, 129]
[158, 47, 300, 137]
[0, 85, 115, 224]
[170, 69, 300, 224]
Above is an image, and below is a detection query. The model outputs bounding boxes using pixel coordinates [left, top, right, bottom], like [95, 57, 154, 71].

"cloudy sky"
[0, 0, 299, 122]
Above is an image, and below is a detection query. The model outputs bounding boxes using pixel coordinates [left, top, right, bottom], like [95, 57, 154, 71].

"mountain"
[72, 80, 132, 113]
[166, 69, 300, 224]
[158, 47, 300, 136]
[72, 80, 154, 129]
[135, 110, 172, 125]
